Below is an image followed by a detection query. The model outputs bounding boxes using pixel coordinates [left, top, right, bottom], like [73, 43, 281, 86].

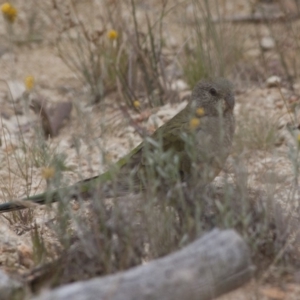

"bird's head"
[190, 78, 235, 117]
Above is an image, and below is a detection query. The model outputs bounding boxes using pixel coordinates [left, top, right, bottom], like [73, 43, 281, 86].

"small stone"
[170, 80, 188, 91]
[289, 95, 298, 103]
[167, 36, 178, 48]
[17, 244, 33, 268]
[266, 76, 281, 88]
[277, 119, 286, 129]
[293, 82, 300, 91]
[260, 36, 275, 51]
[147, 114, 164, 130]
[6, 80, 26, 102]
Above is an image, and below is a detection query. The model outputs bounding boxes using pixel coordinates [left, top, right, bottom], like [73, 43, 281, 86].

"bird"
[0, 78, 235, 213]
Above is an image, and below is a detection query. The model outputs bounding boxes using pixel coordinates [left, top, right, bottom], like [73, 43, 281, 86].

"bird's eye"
[209, 87, 217, 96]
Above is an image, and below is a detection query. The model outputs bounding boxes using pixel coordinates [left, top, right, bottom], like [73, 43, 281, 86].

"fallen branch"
[182, 13, 300, 25]
[33, 229, 254, 300]
[213, 13, 300, 24]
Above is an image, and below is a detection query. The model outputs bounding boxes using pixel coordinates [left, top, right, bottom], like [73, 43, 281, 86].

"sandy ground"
[0, 0, 300, 299]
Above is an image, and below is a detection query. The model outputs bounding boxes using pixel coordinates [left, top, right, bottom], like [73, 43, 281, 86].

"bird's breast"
[195, 114, 234, 165]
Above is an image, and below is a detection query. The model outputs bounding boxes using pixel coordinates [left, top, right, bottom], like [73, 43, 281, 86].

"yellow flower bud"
[196, 107, 205, 117]
[24, 75, 34, 91]
[1, 3, 17, 23]
[41, 167, 55, 180]
[107, 29, 118, 40]
[133, 100, 140, 108]
[190, 118, 200, 129]
[1, 3, 10, 13]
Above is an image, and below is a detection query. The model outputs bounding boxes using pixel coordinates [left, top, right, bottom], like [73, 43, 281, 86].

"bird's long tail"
[0, 174, 104, 213]
[0, 193, 58, 213]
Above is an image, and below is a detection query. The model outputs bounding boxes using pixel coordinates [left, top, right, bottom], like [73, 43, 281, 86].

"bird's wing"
[150, 108, 191, 152]
[152, 112, 217, 178]
[129, 108, 204, 178]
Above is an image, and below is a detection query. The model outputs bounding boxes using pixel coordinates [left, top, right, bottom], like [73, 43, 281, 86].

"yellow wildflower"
[1, 3, 17, 23]
[133, 100, 140, 109]
[41, 167, 55, 180]
[196, 107, 205, 117]
[297, 133, 300, 143]
[107, 29, 118, 40]
[24, 75, 34, 91]
[190, 117, 200, 129]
